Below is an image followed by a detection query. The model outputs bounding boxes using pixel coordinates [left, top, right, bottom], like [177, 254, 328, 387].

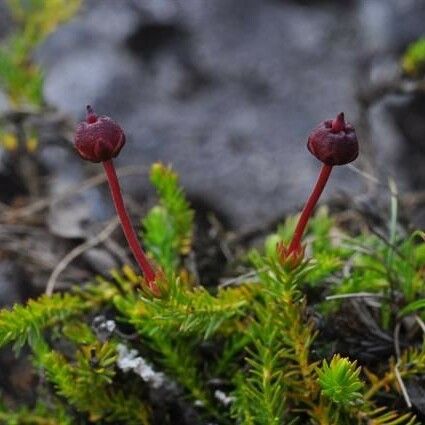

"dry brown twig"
[393, 321, 412, 408]
[45, 218, 120, 296]
[1, 165, 148, 222]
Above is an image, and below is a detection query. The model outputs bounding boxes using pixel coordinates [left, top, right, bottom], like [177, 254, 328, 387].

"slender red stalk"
[288, 164, 333, 253]
[103, 159, 157, 290]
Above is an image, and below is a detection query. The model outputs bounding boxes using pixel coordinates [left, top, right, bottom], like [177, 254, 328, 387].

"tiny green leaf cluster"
[0, 163, 423, 425]
[317, 354, 363, 406]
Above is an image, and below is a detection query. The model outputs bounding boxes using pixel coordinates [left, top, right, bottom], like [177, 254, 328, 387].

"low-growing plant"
[0, 110, 423, 425]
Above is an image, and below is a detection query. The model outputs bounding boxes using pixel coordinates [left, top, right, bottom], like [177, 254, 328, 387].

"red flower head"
[307, 112, 358, 166]
[74, 106, 126, 163]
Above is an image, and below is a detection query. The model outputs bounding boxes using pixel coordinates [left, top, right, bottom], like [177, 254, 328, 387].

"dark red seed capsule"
[74, 105, 126, 163]
[307, 112, 359, 166]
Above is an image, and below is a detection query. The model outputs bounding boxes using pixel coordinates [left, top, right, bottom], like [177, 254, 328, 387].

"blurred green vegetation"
[402, 37, 425, 78]
[0, 0, 81, 107]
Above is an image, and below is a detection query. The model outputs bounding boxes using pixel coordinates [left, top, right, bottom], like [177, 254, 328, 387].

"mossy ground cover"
[0, 162, 423, 424]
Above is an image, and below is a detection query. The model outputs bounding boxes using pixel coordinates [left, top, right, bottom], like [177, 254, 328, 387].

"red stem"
[288, 164, 333, 253]
[103, 160, 157, 290]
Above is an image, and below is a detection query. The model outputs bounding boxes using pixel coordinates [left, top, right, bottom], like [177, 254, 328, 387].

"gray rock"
[36, 0, 425, 230]
[0, 261, 26, 308]
[83, 247, 119, 274]
[0, 90, 9, 113]
[0, 0, 13, 40]
[42, 46, 142, 118]
[41, 145, 114, 238]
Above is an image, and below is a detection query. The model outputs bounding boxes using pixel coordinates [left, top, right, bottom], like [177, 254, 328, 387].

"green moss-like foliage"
[317, 355, 363, 406]
[0, 163, 424, 424]
[142, 162, 194, 277]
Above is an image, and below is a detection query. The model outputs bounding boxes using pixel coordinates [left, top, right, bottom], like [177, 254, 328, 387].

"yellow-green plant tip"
[317, 354, 363, 407]
[402, 37, 425, 77]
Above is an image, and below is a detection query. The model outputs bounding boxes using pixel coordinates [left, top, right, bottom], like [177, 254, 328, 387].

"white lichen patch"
[214, 390, 235, 406]
[116, 343, 166, 389]
[92, 315, 117, 341]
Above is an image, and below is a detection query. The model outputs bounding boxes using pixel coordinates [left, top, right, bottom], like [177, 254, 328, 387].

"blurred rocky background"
[2, 0, 425, 229]
[0, 0, 424, 296]
[36, 0, 425, 228]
